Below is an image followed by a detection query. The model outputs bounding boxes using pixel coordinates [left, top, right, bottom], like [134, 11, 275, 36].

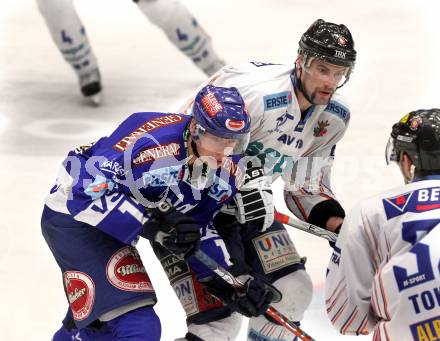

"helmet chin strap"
[190, 139, 200, 158]
[293, 67, 314, 105]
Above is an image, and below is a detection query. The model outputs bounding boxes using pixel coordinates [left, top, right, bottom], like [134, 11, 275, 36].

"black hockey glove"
[202, 272, 279, 318]
[142, 202, 201, 259]
[233, 166, 274, 231]
[308, 199, 345, 249]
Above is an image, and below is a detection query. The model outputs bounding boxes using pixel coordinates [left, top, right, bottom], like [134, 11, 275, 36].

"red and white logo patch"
[225, 118, 245, 131]
[106, 247, 154, 292]
[63, 271, 95, 321]
[337, 35, 347, 47]
[201, 92, 223, 117]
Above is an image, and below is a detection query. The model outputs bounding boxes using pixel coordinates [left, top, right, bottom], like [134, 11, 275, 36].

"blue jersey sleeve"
[47, 112, 191, 245]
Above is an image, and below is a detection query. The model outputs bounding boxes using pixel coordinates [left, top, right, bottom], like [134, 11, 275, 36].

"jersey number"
[393, 219, 440, 291]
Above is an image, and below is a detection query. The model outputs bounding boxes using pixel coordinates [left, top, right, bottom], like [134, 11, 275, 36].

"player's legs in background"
[135, 0, 225, 76]
[35, 0, 102, 104]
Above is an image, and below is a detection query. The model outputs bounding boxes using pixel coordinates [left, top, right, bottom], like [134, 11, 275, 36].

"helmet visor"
[303, 58, 351, 87]
[195, 123, 249, 155]
[385, 137, 400, 165]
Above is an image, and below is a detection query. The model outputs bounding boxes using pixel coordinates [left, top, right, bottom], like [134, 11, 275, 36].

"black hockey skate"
[79, 69, 102, 105]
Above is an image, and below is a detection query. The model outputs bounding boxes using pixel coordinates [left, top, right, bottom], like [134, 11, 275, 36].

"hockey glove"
[234, 166, 274, 231]
[203, 273, 279, 317]
[142, 202, 201, 259]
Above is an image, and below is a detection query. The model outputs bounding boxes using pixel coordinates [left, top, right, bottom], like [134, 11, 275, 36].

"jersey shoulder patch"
[324, 98, 350, 125]
[111, 112, 189, 152]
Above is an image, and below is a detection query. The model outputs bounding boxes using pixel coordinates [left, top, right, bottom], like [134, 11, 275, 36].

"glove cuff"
[307, 199, 345, 229]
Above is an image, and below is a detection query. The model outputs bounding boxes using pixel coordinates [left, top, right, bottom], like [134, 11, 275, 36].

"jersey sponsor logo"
[133, 142, 180, 165]
[277, 134, 303, 148]
[268, 111, 294, 133]
[106, 246, 154, 292]
[246, 141, 296, 175]
[252, 230, 302, 274]
[84, 175, 115, 200]
[63, 271, 95, 321]
[142, 165, 182, 187]
[325, 101, 350, 124]
[173, 276, 199, 316]
[263, 91, 292, 111]
[225, 118, 245, 131]
[100, 160, 125, 176]
[313, 120, 330, 137]
[410, 315, 440, 341]
[113, 115, 184, 152]
[208, 176, 232, 203]
[201, 91, 223, 117]
[383, 187, 440, 220]
[160, 254, 190, 282]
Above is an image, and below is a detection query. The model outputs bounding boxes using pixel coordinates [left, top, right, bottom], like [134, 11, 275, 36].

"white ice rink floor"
[1, 0, 440, 340]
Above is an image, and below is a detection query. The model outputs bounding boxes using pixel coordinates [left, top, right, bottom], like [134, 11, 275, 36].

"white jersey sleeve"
[284, 94, 350, 221]
[325, 178, 440, 339]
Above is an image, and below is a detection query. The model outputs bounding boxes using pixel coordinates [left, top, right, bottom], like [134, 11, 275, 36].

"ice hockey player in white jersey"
[36, 0, 224, 104]
[326, 109, 440, 340]
[167, 19, 357, 341]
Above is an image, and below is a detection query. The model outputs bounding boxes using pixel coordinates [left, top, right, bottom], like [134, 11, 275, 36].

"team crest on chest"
[313, 120, 330, 137]
[268, 111, 295, 133]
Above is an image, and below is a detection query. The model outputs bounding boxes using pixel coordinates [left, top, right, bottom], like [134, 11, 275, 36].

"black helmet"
[298, 19, 356, 68]
[386, 109, 440, 171]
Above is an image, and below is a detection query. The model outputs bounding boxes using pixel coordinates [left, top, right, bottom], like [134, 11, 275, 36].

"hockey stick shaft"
[192, 249, 315, 341]
[274, 211, 338, 243]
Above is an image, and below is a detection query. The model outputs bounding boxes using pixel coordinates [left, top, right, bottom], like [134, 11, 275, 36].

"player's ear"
[400, 152, 414, 183]
[295, 55, 302, 69]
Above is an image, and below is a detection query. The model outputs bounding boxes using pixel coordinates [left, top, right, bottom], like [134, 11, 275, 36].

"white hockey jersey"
[325, 177, 440, 340]
[179, 62, 351, 220]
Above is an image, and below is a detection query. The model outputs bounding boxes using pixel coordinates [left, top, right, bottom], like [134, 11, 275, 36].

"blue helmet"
[193, 85, 251, 139]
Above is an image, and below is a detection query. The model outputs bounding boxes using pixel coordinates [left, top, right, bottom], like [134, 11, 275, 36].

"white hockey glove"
[233, 166, 274, 231]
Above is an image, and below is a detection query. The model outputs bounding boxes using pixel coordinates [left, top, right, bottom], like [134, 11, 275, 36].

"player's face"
[301, 59, 349, 105]
[196, 132, 238, 167]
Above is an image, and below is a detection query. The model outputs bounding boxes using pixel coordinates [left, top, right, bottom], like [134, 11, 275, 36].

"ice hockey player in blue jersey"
[326, 109, 440, 339]
[42, 85, 275, 340]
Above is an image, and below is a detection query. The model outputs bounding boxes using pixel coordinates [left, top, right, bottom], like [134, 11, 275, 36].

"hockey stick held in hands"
[192, 249, 316, 341]
[274, 211, 338, 244]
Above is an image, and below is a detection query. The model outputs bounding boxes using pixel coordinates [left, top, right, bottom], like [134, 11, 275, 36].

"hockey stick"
[274, 211, 338, 243]
[192, 249, 316, 341]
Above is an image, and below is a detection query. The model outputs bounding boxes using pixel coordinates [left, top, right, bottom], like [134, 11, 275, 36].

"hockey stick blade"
[192, 250, 316, 341]
[274, 211, 338, 243]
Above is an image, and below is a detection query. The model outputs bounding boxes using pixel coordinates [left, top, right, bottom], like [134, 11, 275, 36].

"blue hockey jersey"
[44, 112, 245, 245]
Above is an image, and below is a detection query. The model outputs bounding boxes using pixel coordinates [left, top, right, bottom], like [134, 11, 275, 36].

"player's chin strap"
[191, 249, 316, 341]
[291, 67, 314, 105]
[190, 139, 200, 158]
